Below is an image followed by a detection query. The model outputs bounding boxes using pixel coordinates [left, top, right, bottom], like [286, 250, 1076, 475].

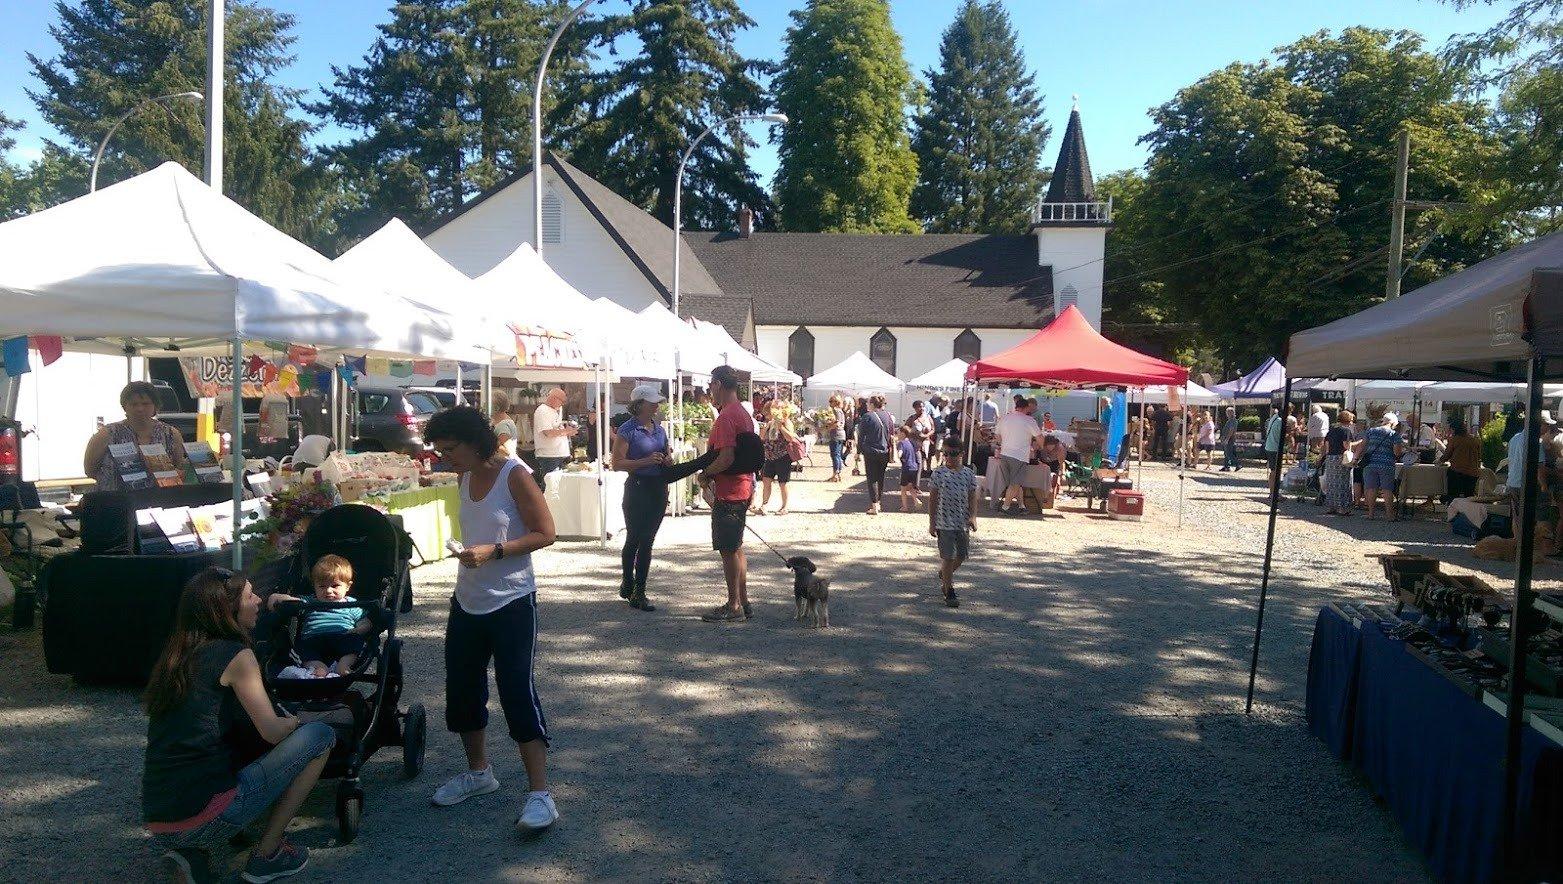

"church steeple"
[1031, 98, 1111, 330]
[1043, 98, 1097, 206]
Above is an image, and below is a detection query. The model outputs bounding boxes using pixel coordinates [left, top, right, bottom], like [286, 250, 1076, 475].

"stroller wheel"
[403, 702, 427, 779]
[336, 780, 363, 844]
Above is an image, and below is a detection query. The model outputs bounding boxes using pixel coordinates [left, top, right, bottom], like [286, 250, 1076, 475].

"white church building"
[422, 106, 1111, 386]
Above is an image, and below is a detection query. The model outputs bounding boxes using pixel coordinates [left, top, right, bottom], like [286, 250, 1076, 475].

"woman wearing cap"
[612, 384, 671, 611]
[1352, 412, 1405, 520]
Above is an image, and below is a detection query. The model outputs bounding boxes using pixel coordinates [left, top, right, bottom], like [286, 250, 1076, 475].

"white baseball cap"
[630, 383, 666, 404]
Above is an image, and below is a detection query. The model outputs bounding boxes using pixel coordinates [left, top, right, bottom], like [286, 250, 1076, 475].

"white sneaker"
[431, 767, 500, 806]
[516, 791, 559, 832]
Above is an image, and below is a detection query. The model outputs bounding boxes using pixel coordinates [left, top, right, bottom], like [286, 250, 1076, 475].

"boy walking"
[928, 441, 979, 608]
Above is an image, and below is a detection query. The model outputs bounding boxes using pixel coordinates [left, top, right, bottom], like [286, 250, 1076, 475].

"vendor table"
[1305, 606, 1563, 882]
[980, 458, 1052, 510]
[1047, 429, 1076, 449]
[545, 469, 626, 540]
[382, 484, 461, 564]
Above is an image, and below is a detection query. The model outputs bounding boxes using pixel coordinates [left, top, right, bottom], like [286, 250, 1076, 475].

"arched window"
[788, 326, 815, 378]
[954, 328, 981, 361]
[541, 190, 563, 244]
[1057, 283, 1078, 314]
[870, 327, 897, 377]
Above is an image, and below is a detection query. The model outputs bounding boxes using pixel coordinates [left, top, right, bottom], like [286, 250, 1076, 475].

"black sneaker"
[945, 592, 959, 608]
[618, 578, 633, 600]
[629, 589, 656, 611]
[242, 841, 308, 883]
[161, 848, 211, 884]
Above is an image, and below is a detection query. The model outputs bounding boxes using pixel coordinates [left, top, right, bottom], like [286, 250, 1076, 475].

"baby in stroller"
[268, 554, 371, 678]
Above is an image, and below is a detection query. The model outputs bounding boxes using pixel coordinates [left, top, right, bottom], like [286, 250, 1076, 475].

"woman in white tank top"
[422, 407, 562, 833]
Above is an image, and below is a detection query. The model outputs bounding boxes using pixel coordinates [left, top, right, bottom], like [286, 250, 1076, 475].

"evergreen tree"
[26, 0, 335, 244]
[569, 0, 771, 230]
[313, 0, 593, 244]
[0, 114, 23, 220]
[910, 0, 1048, 234]
[773, 0, 919, 233]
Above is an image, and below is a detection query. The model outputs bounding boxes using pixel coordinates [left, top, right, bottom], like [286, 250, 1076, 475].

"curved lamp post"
[89, 91, 204, 192]
[672, 112, 788, 321]
[532, 0, 596, 259]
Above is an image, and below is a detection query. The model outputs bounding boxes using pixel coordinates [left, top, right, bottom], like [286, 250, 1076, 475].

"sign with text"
[178, 356, 267, 399]
[512, 325, 586, 369]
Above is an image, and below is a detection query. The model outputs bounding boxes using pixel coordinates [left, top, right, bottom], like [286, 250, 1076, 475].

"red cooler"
[1108, 489, 1145, 521]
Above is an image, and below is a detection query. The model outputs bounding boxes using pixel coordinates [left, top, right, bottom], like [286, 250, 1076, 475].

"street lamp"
[671, 112, 788, 320]
[89, 91, 204, 192]
[532, 0, 596, 260]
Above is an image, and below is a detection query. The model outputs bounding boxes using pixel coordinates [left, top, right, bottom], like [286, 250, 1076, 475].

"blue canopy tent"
[1212, 356, 1286, 401]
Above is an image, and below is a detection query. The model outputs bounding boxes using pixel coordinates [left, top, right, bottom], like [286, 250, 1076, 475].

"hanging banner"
[178, 356, 267, 399]
[512, 324, 586, 369]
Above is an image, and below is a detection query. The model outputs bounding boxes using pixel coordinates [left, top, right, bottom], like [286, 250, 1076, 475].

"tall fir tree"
[569, 0, 771, 230]
[313, 0, 593, 245]
[910, 0, 1049, 234]
[26, 0, 336, 244]
[773, 0, 919, 233]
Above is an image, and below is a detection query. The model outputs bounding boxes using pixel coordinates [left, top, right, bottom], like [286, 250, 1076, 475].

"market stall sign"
[179, 356, 267, 399]
[512, 325, 585, 369]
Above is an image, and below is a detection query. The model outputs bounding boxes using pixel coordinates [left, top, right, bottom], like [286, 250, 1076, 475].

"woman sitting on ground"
[143, 567, 335, 883]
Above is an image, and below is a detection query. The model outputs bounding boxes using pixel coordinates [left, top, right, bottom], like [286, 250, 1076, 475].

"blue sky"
[0, 0, 1504, 183]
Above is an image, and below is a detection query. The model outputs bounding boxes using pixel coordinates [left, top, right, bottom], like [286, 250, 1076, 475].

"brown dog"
[786, 556, 830, 627]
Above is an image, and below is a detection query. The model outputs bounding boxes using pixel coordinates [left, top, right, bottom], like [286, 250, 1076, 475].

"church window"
[788, 327, 815, 378]
[870, 327, 897, 377]
[954, 329, 981, 361]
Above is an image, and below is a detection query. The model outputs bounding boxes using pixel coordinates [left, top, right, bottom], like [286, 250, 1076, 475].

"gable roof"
[1044, 107, 1097, 205]
[420, 151, 728, 301]
[683, 231, 1053, 330]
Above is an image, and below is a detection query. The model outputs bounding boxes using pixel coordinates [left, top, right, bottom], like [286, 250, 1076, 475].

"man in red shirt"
[699, 365, 755, 622]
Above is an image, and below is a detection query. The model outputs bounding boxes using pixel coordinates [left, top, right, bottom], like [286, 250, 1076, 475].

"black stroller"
[258, 504, 426, 843]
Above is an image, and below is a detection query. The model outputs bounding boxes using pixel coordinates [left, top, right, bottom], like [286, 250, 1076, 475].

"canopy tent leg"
[454, 361, 463, 405]
[1500, 357, 1544, 874]
[1133, 388, 1143, 485]
[229, 335, 245, 569]
[1245, 375, 1294, 714]
[1178, 403, 1186, 529]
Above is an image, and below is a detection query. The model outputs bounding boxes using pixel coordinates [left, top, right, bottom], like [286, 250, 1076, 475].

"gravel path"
[4, 456, 1552, 881]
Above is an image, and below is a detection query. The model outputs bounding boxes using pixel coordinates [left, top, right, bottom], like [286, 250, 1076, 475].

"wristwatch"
[493, 543, 505, 561]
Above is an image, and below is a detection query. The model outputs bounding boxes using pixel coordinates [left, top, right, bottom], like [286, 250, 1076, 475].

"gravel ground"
[4, 455, 1554, 882]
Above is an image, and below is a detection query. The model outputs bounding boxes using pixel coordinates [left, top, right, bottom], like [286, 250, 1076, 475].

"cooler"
[1108, 489, 1144, 521]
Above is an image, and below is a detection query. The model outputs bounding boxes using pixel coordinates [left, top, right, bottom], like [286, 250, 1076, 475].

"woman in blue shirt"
[612, 384, 672, 611]
[1352, 412, 1405, 520]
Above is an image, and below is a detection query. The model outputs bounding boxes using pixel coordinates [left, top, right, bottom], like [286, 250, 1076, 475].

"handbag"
[787, 437, 807, 463]
[1341, 447, 1356, 467]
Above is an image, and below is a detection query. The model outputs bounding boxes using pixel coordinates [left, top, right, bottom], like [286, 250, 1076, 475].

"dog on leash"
[785, 556, 830, 628]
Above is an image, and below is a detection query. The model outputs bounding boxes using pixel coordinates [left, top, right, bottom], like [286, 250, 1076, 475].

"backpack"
[730, 431, 766, 473]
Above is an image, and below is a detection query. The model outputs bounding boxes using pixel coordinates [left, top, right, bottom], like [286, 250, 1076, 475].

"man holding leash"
[699, 365, 756, 623]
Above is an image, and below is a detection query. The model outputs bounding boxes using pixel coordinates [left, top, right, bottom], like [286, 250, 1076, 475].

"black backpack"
[730, 431, 765, 473]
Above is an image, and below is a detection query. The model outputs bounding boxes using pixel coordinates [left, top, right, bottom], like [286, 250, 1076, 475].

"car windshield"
[406, 392, 441, 415]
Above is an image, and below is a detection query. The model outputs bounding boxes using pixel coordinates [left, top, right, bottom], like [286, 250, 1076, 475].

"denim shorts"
[1362, 463, 1397, 492]
[153, 721, 335, 850]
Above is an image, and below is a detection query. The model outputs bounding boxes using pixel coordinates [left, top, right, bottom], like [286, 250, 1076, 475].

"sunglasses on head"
[210, 567, 247, 591]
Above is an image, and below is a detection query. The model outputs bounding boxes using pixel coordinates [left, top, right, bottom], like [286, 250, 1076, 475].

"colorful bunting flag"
[336, 364, 357, 388]
[2, 337, 31, 376]
[413, 360, 436, 377]
[347, 355, 367, 376]
[246, 354, 267, 374]
[262, 340, 289, 353]
[366, 357, 390, 377]
[30, 336, 62, 366]
[389, 361, 413, 379]
[314, 370, 333, 394]
[261, 362, 280, 385]
[277, 364, 298, 393]
[287, 344, 318, 366]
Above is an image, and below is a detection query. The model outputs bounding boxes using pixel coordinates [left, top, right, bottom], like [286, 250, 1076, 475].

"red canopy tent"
[966, 305, 1189, 387]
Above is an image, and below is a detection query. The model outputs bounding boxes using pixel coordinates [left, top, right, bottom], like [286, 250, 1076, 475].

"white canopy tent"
[905, 358, 970, 390]
[0, 162, 489, 566]
[588, 298, 676, 380]
[804, 351, 906, 395]
[1139, 379, 1222, 406]
[469, 243, 605, 383]
[637, 303, 724, 378]
[689, 318, 800, 384]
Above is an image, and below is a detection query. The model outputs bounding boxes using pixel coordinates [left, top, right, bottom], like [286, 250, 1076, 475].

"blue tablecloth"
[1305, 606, 1362, 760]
[1306, 606, 1563, 882]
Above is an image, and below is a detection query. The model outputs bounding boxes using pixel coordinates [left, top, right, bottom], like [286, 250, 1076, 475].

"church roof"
[1043, 107, 1096, 205]
[683, 232, 1053, 330]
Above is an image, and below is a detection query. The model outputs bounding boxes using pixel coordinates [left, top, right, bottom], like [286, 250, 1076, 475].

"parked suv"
[352, 386, 443, 455]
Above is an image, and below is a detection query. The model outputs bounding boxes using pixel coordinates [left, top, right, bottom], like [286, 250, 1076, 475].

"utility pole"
[1385, 129, 1410, 299]
[204, 0, 223, 190]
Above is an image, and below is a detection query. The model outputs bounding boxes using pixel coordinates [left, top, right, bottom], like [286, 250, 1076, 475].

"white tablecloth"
[981, 458, 1053, 510]
[544, 467, 627, 540]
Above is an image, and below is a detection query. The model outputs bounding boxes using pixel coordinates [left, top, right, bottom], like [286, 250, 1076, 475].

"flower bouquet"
[240, 471, 340, 564]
